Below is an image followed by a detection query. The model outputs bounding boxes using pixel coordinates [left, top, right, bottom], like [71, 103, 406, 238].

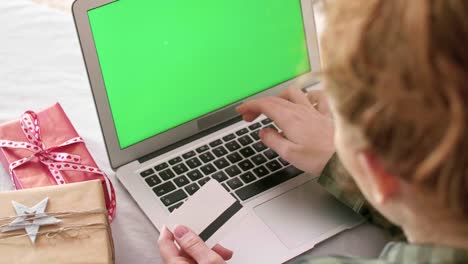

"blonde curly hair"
[321, 0, 468, 216]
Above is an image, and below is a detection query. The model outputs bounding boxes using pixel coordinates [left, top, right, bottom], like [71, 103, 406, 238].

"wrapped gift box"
[0, 103, 115, 220]
[0, 180, 114, 263]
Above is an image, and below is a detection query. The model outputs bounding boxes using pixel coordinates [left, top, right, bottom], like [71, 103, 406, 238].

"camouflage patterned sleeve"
[318, 153, 367, 213]
[290, 256, 388, 264]
[290, 242, 468, 263]
[318, 154, 405, 240]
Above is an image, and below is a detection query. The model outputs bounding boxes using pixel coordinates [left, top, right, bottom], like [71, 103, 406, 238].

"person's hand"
[236, 88, 335, 176]
[158, 225, 233, 264]
[306, 89, 333, 119]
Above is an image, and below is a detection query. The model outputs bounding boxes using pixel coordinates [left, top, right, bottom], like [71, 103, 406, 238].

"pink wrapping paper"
[0, 103, 115, 220]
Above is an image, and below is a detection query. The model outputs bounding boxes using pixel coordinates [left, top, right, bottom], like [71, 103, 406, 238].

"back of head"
[321, 0, 468, 216]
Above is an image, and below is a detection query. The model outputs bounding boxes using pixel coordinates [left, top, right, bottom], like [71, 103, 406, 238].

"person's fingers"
[236, 97, 291, 125]
[212, 244, 234, 260]
[240, 112, 259, 122]
[158, 226, 180, 262]
[174, 225, 225, 264]
[306, 90, 324, 107]
[236, 97, 277, 120]
[279, 87, 311, 106]
[259, 128, 301, 162]
[306, 90, 332, 117]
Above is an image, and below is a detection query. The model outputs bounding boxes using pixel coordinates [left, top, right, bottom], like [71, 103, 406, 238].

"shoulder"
[289, 255, 388, 264]
[380, 242, 468, 263]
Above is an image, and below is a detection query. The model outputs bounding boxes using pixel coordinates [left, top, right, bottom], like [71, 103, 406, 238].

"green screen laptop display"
[88, 0, 310, 149]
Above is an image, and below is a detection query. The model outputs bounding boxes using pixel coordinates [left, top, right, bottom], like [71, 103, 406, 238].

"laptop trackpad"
[253, 180, 362, 249]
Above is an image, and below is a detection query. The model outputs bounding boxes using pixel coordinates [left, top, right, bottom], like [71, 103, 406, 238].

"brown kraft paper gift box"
[0, 180, 114, 263]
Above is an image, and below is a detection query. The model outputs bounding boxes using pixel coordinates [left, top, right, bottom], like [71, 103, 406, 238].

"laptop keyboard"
[139, 118, 303, 213]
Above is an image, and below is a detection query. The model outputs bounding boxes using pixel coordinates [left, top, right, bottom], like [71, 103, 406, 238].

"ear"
[357, 151, 400, 204]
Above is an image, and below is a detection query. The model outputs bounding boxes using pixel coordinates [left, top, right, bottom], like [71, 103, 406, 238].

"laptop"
[72, 0, 362, 262]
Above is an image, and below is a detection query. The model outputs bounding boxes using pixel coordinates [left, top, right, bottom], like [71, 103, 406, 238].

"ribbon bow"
[0, 111, 116, 221]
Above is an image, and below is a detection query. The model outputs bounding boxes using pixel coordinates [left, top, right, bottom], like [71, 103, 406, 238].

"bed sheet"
[0, 1, 389, 263]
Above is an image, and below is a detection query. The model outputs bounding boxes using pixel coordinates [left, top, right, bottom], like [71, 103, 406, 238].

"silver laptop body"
[72, 0, 362, 262]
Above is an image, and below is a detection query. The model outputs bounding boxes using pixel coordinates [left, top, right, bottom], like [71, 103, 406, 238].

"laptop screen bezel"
[72, 0, 321, 169]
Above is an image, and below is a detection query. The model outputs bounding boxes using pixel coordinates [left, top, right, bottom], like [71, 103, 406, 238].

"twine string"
[0, 223, 108, 241]
[0, 209, 108, 241]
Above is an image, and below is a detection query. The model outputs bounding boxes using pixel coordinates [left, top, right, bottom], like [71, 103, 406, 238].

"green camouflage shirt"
[317, 154, 405, 239]
[298, 154, 468, 264]
[291, 242, 468, 264]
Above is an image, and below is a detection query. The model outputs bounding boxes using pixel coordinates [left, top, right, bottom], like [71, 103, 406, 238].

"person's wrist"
[319, 152, 337, 178]
[317, 149, 336, 176]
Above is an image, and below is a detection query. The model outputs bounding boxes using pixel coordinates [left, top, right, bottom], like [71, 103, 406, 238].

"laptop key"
[252, 141, 267, 152]
[225, 165, 241, 177]
[235, 166, 303, 201]
[168, 156, 182, 165]
[238, 135, 253, 146]
[209, 139, 223, 147]
[187, 169, 203, 181]
[161, 189, 188, 206]
[240, 172, 256, 184]
[266, 160, 282, 172]
[174, 175, 190, 187]
[248, 122, 261, 131]
[199, 152, 215, 163]
[173, 163, 189, 175]
[239, 146, 255, 158]
[222, 133, 236, 142]
[279, 157, 290, 166]
[186, 157, 202, 169]
[168, 202, 183, 213]
[200, 164, 216, 175]
[250, 130, 260, 140]
[154, 162, 168, 171]
[212, 146, 228, 157]
[225, 141, 241, 152]
[145, 175, 162, 187]
[185, 183, 200, 195]
[213, 157, 229, 170]
[153, 181, 176, 197]
[251, 153, 267, 165]
[253, 166, 269, 177]
[227, 177, 244, 190]
[212, 171, 228, 183]
[196, 145, 209, 153]
[222, 183, 230, 192]
[198, 177, 211, 186]
[182, 151, 196, 159]
[238, 159, 254, 171]
[226, 152, 242, 163]
[140, 168, 154, 177]
[159, 168, 175, 181]
[235, 128, 249, 136]
[261, 118, 273, 125]
[264, 149, 279, 160]
[266, 124, 279, 132]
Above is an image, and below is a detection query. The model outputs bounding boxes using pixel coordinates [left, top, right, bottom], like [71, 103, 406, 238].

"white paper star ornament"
[1, 197, 62, 244]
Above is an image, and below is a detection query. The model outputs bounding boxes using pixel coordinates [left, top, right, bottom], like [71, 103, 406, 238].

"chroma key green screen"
[88, 0, 310, 149]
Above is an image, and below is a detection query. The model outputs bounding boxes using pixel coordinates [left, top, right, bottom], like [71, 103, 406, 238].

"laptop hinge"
[137, 116, 243, 163]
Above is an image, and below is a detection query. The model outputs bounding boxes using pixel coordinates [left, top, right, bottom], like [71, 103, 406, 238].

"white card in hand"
[165, 180, 248, 248]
